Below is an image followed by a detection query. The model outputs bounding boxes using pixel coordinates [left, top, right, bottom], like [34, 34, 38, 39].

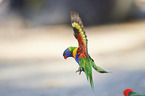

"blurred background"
[0, 0, 145, 96]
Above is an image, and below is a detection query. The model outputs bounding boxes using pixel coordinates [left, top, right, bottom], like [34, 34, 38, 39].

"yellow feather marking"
[72, 22, 83, 34]
[83, 59, 86, 64]
[68, 47, 72, 51]
[83, 59, 86, 67]
[72, 22, 86, 45]
[82, 35, 85, 38]
[72, 22, 80, 29]
[79, 29, 82, 32]
[76, 25, 81, 29]
[80, 31, 83, 34]
[72, 22, 78, 27]
[72, 22, 75, 27]
[73, 48, 78, 58]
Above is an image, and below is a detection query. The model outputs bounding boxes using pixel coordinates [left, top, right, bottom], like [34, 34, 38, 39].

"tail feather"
[85, 71, 94, 91]
[80, 58, 95, 91]
[88, 73, 94, 90]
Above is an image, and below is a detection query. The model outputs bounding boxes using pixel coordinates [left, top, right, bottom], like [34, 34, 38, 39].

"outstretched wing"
[70, 11, 88, 58]
[89, 56, 109, 73]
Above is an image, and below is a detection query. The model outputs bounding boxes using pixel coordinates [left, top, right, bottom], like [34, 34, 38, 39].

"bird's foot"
[76, 67, 84, 75]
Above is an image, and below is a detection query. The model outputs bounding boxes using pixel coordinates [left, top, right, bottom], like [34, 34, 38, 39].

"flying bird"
[63, 11, 109, 90]
[124, 88, 145, 96]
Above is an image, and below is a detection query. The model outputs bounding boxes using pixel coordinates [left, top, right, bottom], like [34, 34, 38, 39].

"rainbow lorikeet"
[63, 11, 109, 90]
[124, 88, 145, 96]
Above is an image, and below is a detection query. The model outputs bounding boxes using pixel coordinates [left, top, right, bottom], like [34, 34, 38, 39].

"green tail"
[84, 61, 95, 91]
[79, 57, 95, 90]
[88, 73, 94, 91]
[84, 70, 94, 91]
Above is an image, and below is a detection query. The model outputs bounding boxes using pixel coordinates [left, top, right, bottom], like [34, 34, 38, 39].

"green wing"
[89, 56, 109, 73]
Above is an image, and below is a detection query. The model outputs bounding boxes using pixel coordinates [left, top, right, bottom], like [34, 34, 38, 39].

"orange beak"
[64, 56, 68, 59]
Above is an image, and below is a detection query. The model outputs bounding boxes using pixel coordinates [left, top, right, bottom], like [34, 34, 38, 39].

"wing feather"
[70, 11, 88, 58]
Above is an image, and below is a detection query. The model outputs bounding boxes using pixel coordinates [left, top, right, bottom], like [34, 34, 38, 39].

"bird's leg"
[76, 67, 84, 75]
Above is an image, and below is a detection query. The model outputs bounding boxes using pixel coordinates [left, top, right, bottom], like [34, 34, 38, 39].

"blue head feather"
[63, 47, 80, 65]
[63, 48, 73, 58]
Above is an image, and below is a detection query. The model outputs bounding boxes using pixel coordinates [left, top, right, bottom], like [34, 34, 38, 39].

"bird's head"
[63, 47, 72, 59]
[63, 46, 77, 59]
[124, 88, 133, 96]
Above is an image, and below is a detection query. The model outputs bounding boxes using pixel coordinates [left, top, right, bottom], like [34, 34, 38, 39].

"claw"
[76, 67, 84, 75]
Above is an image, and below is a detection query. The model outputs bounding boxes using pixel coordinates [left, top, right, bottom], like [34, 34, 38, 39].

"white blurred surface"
[0, 20, 145, 96]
